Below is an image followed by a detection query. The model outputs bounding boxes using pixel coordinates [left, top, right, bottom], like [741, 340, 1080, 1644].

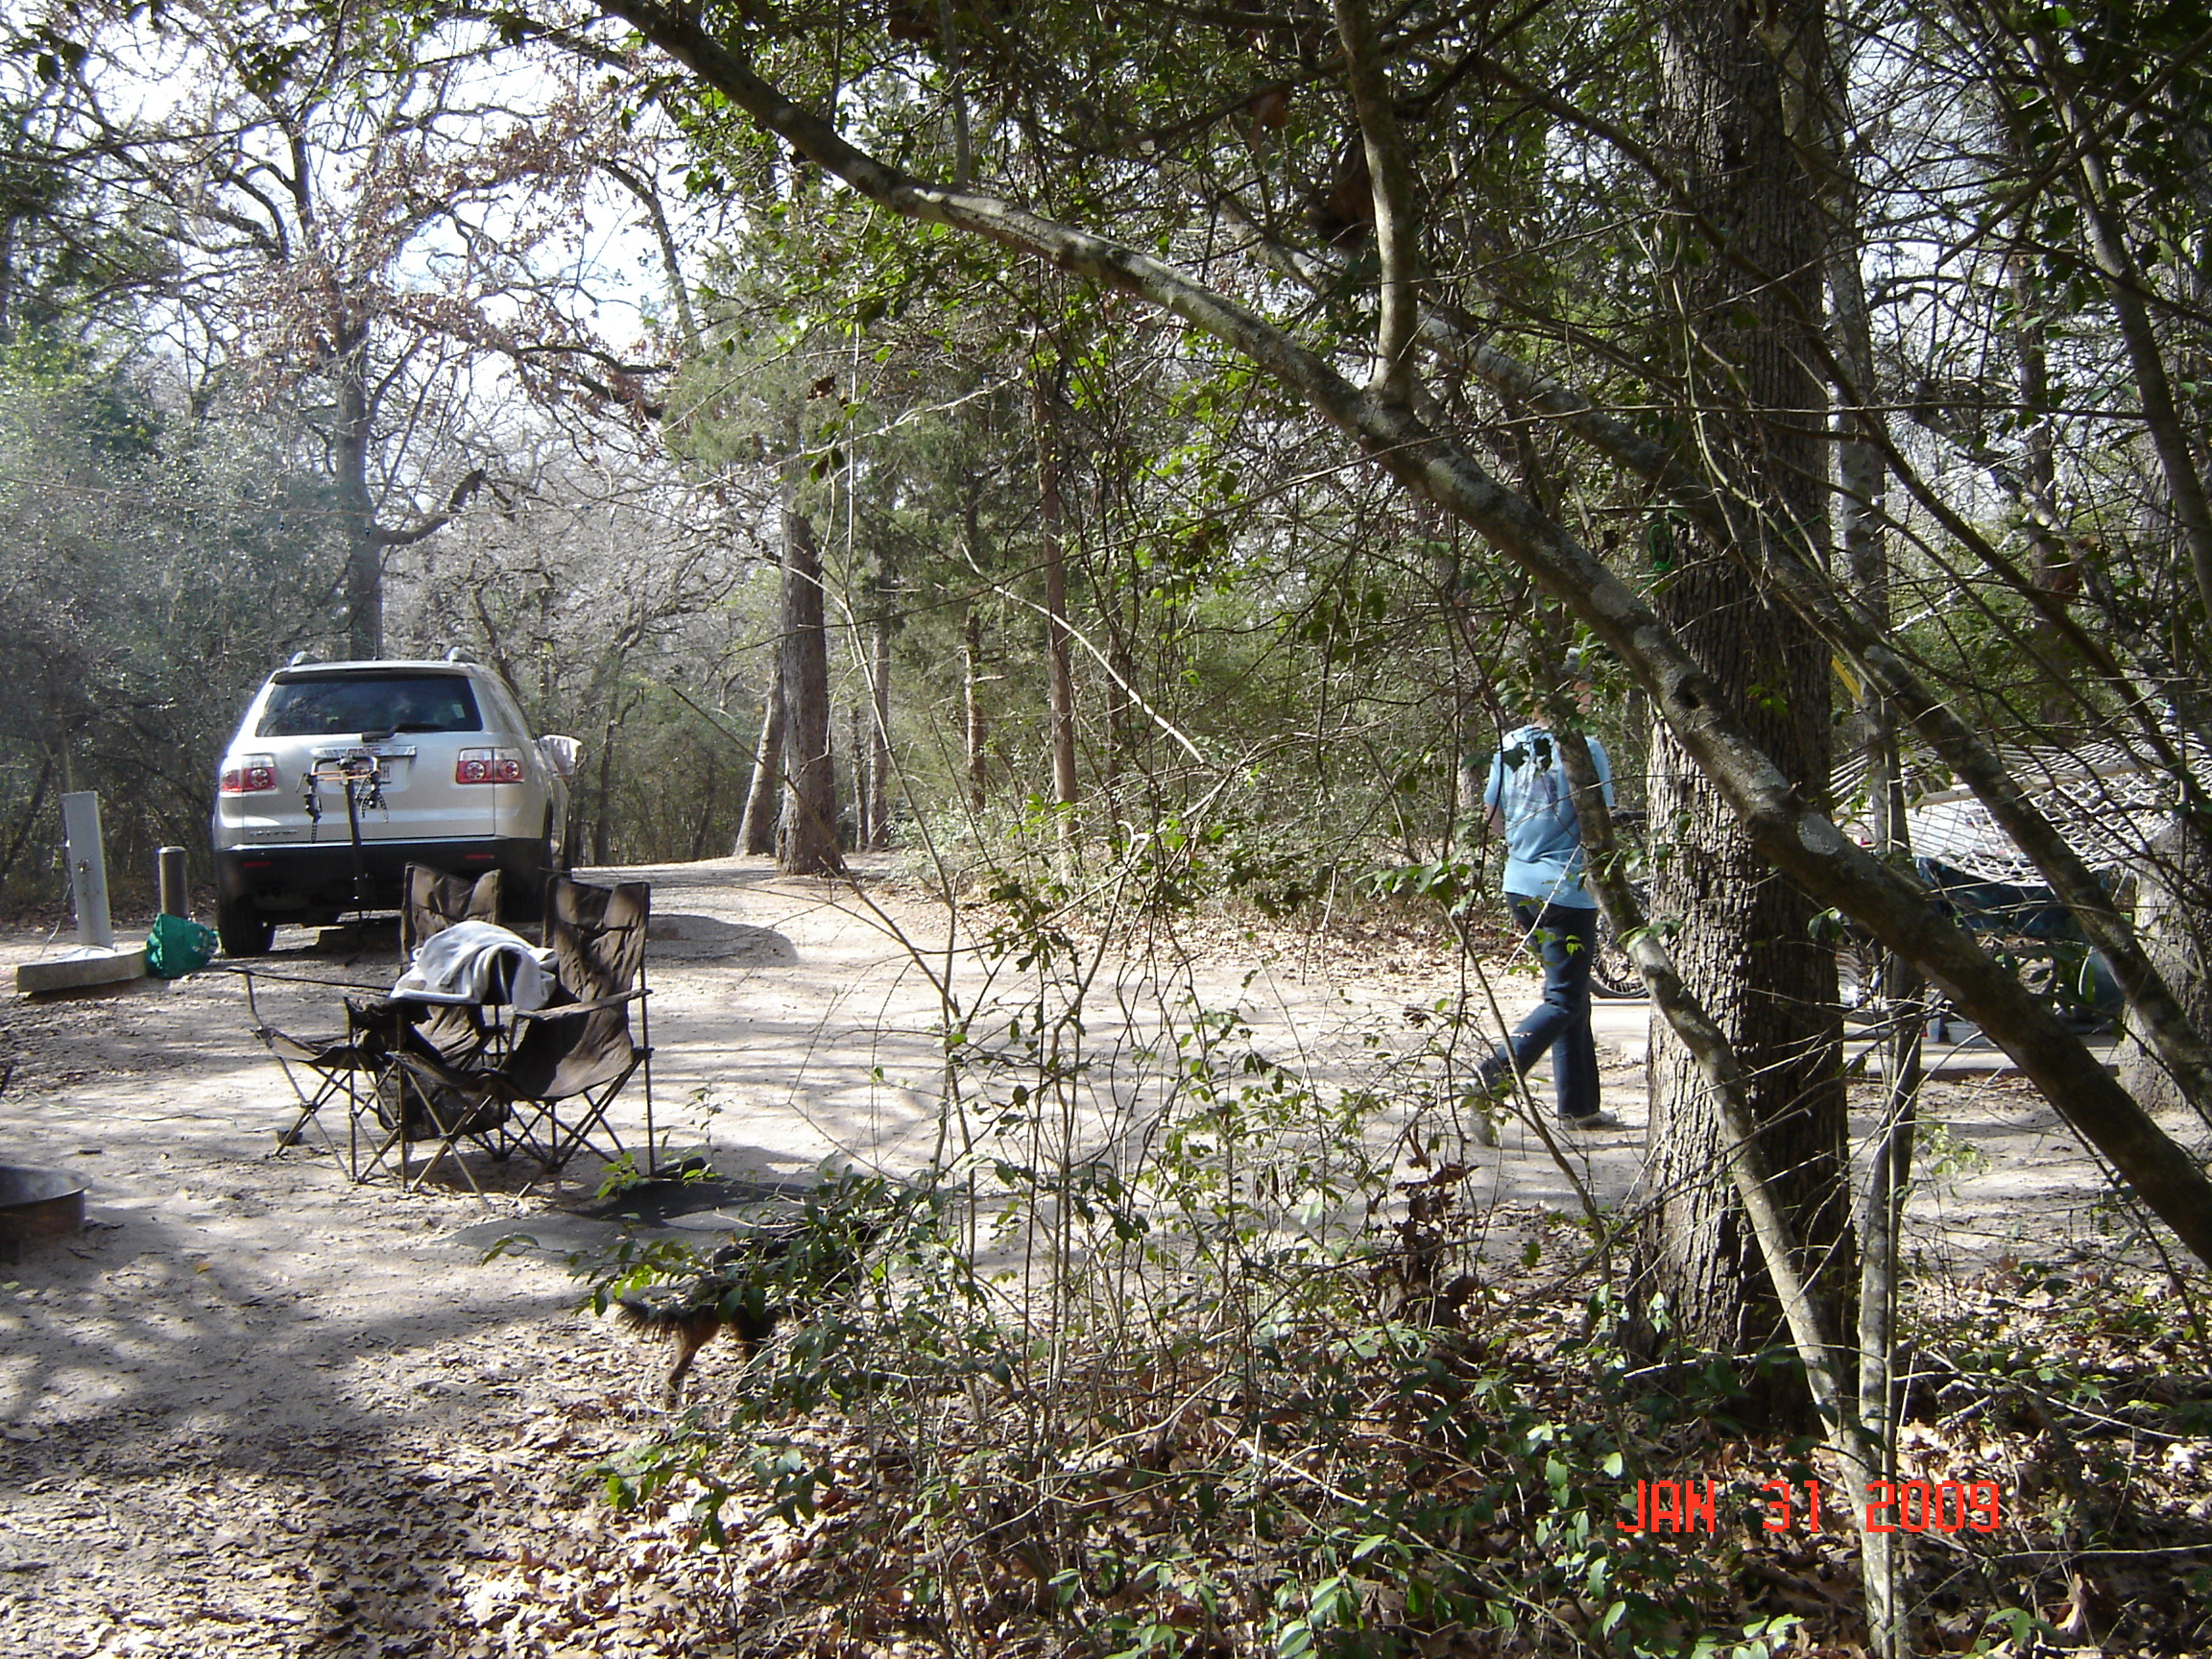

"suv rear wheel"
[217, 893, 275, 957]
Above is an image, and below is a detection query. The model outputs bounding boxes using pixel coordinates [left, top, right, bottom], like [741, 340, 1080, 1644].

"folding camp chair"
[244, 866, 516, 1187]
[392, 866, 505, 1066]
[401, 864, 503, 955]
[246, 975, 397, 1174]
[390, 875, 654, 1181]
[356, 867, 523, 1191]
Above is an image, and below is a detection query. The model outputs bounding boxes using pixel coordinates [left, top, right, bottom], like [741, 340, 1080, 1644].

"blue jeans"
[1484, 897, 1601, 1122]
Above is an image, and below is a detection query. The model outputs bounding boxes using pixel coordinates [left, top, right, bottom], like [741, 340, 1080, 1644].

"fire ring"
[0, 1166, 87, 1262]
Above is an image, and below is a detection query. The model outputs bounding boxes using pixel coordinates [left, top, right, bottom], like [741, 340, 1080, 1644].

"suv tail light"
[456, 747, 525, 784]
[220, 754, 278, 794]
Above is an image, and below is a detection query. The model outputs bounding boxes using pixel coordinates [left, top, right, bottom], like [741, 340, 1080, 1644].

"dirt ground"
[0, 855, 2180, 1657]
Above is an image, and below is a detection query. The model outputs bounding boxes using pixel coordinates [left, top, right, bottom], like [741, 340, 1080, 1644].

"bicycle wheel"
[1591, 914, 1643, 998]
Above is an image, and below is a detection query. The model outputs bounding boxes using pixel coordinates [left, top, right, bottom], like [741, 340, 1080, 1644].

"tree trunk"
[1033, 364, 1079, 842]
[850, 702, 870, 850]
[1086, 460, 1141, 796]
[689, 742, 721, 862]
[603, 0, 2212, 1270]
[964, 605, 989, 815]
[776, 493, 843, 875]
[2122, 824, 2212, 1119]
[870, 616, 892, 849]
[335, 333, 381, 660]
[0, 751, 55, 892]
[1834, 148, 1920, 1658]
[737, 673, 785, 856]
[1640, 0, 1851, 1390]
[592, 702, 620, 866]
[2009, 252, 2081, 730]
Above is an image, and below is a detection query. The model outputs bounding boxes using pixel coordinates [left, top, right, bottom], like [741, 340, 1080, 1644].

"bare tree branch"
[590, 0, 2212, 1265]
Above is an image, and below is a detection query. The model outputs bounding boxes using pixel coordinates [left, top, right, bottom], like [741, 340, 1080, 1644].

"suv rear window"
[258, 674, 483, 737]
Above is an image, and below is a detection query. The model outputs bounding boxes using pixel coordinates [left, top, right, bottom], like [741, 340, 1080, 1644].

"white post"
[60, 792, 114, 950]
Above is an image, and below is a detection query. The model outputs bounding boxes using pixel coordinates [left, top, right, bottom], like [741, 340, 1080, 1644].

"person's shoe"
[1559, 1110, 1623, 1132]
[1470, 1059, 1515, 1105]
[1467, 1062, 1516, 1147]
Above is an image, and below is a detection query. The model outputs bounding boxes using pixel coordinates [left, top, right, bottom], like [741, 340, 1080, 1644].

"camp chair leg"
[388, 1062, 503, 1198]
[527, 1098, 606, 1177]
[638, 997, 655, 1175]
[272, 1091, 331, 1158]
[348, 1061, 427, 1190]
[514, 1054, 642, 1177]
[349, 1062, 413, 1186]
[241, 970, 385, 1166]
[403, 1128, 487, 1197]
[257, 1042, 370, 1166]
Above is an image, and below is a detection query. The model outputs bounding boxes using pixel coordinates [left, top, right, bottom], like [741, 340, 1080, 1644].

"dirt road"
[0, 855, 2134, 1656]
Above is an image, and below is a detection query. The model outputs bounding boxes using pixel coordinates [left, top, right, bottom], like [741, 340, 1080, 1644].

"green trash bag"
[146, 912, 220, 978]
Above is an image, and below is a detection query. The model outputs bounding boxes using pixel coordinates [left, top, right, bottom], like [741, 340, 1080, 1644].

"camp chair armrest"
[514, 988, 648, 1020]
[260, 1027, 343, 1062]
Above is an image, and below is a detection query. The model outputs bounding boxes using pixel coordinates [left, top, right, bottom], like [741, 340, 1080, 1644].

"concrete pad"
[14, 944, 147, 998]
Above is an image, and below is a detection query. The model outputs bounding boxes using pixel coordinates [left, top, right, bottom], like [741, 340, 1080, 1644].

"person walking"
[1478, 665, 1622, 1131]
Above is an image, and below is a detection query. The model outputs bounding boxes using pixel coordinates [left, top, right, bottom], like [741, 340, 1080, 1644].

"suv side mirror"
[538, 734, 582, 781]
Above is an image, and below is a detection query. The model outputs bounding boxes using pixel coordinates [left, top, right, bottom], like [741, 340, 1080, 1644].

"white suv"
[212, 660, 578, 955]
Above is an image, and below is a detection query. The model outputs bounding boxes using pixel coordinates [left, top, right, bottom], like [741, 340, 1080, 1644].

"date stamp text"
[1618, 1478, 2003, 1535]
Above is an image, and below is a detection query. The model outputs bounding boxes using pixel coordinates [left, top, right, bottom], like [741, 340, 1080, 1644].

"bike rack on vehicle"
[301, 748, 387, 927]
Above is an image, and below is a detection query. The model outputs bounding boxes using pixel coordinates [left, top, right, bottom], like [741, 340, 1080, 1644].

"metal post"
[157, 847, 188, 918]
[60, 792, 114, 950]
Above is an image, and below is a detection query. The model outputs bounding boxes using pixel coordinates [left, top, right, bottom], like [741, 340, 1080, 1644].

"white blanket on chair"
[393, 920, 558, 1011]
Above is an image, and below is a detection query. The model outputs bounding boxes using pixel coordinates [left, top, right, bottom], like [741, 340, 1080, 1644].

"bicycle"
[1581, 809, 1892, 1013]
[1586, 808, 1647, 1000]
